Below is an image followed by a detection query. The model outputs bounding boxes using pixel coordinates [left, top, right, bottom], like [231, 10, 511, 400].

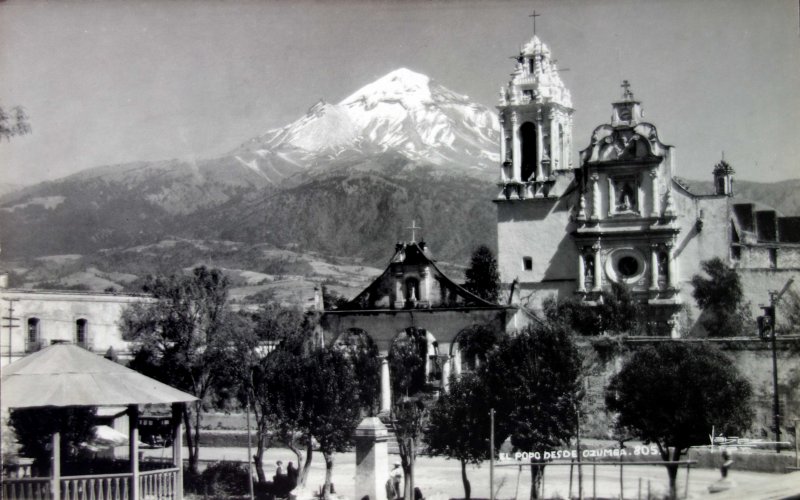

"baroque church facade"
[494, 35, 800, 337]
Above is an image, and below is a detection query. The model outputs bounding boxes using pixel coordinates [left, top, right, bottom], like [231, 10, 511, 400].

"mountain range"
[1, 68, 798, 295]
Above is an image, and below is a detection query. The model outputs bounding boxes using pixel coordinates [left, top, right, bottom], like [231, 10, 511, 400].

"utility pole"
[2, 298, 20, 365]
[490, 408, 495, 500]
[759, 278, 794, 453]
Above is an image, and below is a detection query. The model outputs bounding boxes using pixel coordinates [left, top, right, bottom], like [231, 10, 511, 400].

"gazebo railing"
[2, 476, 50, 500]
[2, 468, 180, 500]
[61, 472, 132, 500]
[139, 467, 179, 499]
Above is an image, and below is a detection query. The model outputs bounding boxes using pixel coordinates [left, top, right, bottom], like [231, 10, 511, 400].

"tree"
[235, 303, 314, 483]
[120, 266, 235, 474]
[605, 341, 753, 499]
[464, 245, 500, 303]
[389, 328, 431, 500]
[481, 322, 583, 500]
[304, 348, 362, 498]
[691, 257, 752, 337]
[425, 373, 493, 500]
[9, 406, 96, 474]
[544, 282, 643, 336]
[0, 105, 31, 140]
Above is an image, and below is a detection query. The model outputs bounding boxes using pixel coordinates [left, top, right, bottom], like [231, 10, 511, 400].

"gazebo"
[1, 344, 197, 500]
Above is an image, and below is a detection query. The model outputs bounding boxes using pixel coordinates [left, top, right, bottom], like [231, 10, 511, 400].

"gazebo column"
[51, 432, 61, 500]
[129, 405, 140, 500]
[172, 403, 184, 500]
[379, 355, 391, 413]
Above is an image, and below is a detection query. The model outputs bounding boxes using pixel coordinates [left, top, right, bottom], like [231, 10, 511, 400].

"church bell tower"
[497, 35, 574, 200]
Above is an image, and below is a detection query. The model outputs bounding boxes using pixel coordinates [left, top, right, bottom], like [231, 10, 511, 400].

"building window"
[606, 248, 646, 285]
[768, 248, 777, 269]
[731, 246, 741, 261]
[404, 278, 420, 303]
[520, 121, 537, 181]
[76, 319, 88, 347]
[523, 257, 533, 271]
[27, 318, 40, 352]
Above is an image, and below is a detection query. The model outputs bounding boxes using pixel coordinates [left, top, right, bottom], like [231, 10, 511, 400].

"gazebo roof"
[1, 344, 197, 408]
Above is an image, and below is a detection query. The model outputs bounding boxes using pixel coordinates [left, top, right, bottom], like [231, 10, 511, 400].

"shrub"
[200, 461, 251, 497]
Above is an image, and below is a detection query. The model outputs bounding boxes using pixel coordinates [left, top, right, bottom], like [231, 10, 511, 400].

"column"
[607, 177, 616, 217]
[172, 403, 184, 500]
[394, 274, 404, 309]
[453, 348, 462, 376]
[354, 417, 389, 500]
[129, 404, 140, 500]
[592, 242, 602, 292]
[380, 356, 391, 413]
[577, 252, 586, 292]
[441, 355, 452, 393]
[420, 267, 430, 306]
[51, 432, 61, 500]
[535, 118, 544, 180]
[650, 244, 659, 291]
[499, 114, 507, 182]
[511, 112, 521, 182]
[649, 168, 659, 217]
[666, 242, 677, 288]
[591, 174, 600, 220]
[549, 112, 559, 173]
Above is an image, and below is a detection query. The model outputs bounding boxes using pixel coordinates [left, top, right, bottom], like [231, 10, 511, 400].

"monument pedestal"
[354, 417, 390, 500]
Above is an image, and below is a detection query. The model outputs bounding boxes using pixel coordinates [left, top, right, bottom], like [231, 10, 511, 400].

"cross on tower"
[621, 80, 634, 100]
[529, 10, 541, 36]
[406, 220, 422, 242]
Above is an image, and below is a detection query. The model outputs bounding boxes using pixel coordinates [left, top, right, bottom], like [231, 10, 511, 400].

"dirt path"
[142, 446, 786, 499]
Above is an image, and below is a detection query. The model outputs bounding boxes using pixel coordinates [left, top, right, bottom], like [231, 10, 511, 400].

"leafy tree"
[389, 328, 431, 500]
[120, 266, 236, 474]
[304, 348, 362, 498]
[691, 257, 752, 337]
[334, 330, 381, 416]
[605, 341, 753, 499]
[464, 245, 500, 303]
[9, 406, 96, 474]
[455, 323, 500, 369]
[544, 282, 643, 336]
[481, 322, 583, 499]
[321, 284, 350, 310]
[0, 105, 31, 140]
[222, 303, 315, 484]
[425, 373, 493, 500]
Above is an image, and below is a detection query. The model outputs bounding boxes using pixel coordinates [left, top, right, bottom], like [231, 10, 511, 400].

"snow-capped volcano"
[233, 68, 499, 183]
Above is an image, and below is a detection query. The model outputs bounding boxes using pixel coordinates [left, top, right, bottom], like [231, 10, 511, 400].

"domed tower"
[497, 35, 574, 200]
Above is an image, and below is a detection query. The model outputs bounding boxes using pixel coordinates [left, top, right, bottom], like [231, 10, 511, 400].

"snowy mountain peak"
[234, 68, 500, 180]
[341, 67, 434, 108]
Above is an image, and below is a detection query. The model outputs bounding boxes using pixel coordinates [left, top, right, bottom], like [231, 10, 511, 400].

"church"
[493, 34, 800, 337]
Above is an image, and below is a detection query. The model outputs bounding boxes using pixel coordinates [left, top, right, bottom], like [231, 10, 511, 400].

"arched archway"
[450, 324, 500, 375]
[520, 121, 538, 181]
[333, 328, 381, 415]
[389, 328, 441, 399]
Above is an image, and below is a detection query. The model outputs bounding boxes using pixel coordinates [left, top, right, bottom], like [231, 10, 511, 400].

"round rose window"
[604, 248, 646, 285]
[617, 256, 639, 277]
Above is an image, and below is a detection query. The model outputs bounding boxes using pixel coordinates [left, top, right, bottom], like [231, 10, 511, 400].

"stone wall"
[496, 194, 577, 289]
[579, 337, 800, 444]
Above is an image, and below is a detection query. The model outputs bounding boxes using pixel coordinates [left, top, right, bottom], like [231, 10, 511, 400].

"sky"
[1, 0, 799, 186]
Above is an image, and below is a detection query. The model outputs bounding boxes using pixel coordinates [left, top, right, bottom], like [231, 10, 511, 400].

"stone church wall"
[496, 194, 578, 309]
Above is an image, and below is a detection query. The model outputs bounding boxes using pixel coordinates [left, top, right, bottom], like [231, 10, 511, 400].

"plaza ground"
[142, 446, 798, 499]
